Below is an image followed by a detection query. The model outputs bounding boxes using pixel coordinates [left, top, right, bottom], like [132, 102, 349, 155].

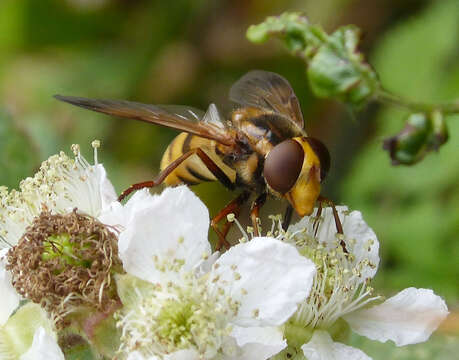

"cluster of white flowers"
[0, 143, 449, 360]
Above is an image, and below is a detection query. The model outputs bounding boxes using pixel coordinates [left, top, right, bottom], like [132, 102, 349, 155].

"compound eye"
[264, 139, 304, 194]
[305, 137, 330, 182]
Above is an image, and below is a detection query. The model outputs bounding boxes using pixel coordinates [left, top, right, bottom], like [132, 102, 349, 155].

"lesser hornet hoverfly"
[56, 71, 345, 250]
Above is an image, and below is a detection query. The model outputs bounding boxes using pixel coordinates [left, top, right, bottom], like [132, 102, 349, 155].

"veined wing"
[54, 95, 235, 146]
[230, 70, 305, 136]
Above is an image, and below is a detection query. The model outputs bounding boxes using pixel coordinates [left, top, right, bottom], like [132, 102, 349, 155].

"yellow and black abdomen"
[160, 132, 236, 186]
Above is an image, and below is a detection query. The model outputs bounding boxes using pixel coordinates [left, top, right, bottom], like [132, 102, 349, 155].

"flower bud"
[383, 112, 449, 165]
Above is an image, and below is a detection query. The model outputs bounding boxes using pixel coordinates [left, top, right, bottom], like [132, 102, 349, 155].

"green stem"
[377, 88, 459, 114]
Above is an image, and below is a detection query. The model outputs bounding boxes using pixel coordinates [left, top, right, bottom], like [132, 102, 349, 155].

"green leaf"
[307, 26, 378, 107]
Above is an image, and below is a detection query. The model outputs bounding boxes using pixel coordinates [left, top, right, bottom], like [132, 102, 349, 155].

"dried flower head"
[6, 209, 122, 324]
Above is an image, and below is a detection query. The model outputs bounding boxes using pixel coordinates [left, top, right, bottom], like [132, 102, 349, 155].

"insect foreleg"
[211, 191, 251, 251]
[282, 204, 294, 231]
[250, 193, 267, 236]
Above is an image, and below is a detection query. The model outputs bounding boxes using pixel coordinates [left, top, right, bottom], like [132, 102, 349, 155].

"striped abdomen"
[160, 132, 236, 186]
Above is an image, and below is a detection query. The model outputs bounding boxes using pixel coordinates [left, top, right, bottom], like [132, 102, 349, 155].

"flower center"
[282, 213, 380, 331]
[6, 210, 122, 324]
[232, 210, 380, 331]
[156, 299, 195, 346]
[116, 272, 229, 359]
[42, 233, 92, 269]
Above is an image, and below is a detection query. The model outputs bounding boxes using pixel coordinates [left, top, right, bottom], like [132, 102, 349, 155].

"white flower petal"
[211, 237, 316, 327]
[301, 330, 372, 360]
[119, 186, 211, 283]
[94, 164, 117, 210]
[19, 327, 64, 360]
[51, 162, 112, 218]
[343, 287, 448, 346]
[229, 326, 286, 360]
[98, 189, 153, 230]
[127, 352, 144, 360]
[0, 258, 20, 325]
[289, 206, 379, 280]
[127, 351, 159, 360]
[104, 189, 156, 228]
[164, 349, 200, 360]
[98, 200, 125, 229]
[194, 251, 220, 278]
[340, 209, 379, 279]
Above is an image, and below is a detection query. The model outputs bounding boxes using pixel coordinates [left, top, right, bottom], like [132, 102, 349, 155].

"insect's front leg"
[282, 204, 294, 231]
[250, 193, 267, 236]
[211, 191, 250, 251]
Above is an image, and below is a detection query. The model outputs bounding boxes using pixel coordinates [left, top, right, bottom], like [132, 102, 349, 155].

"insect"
[55, 70, 344, 250]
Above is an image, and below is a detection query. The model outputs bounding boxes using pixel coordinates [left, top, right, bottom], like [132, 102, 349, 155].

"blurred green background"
[0, 0, 457, 358]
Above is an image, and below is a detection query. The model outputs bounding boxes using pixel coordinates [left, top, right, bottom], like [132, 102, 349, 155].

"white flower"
[0, 140, 116, 248]
[112, 186, 317, 360]
[0, 142, 120, 321]
[0, 255, 64, 360]
[274, 206, 449, 360]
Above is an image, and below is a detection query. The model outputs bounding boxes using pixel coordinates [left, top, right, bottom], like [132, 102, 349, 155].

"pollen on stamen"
[115, 270, 236, 358]
[232, 206, 381, 335]
[0, 142, 110, 249]
[91, 140, 101, 164]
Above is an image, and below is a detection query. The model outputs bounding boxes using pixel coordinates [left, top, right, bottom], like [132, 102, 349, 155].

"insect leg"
[193, 148, 235, 190]
[313, 201, 323, 237]
[282, 204, 294, 231]
[250, 193, 267, 236]
[118, 150, 196, 201]
[211, 191, 251, 251]
[118, 147, 235, 201]
[318, 196, 348, 253]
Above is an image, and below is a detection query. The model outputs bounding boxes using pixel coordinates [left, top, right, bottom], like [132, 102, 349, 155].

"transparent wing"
[230, 70, 305, 134]
[55, 96, 235, 146]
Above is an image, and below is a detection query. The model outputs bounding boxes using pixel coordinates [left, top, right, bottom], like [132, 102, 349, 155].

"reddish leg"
[250, 193, 267, 236]
[118, 147, 235, 202]
[211, 191, 250, 250]
[118, 147, 240, 250]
